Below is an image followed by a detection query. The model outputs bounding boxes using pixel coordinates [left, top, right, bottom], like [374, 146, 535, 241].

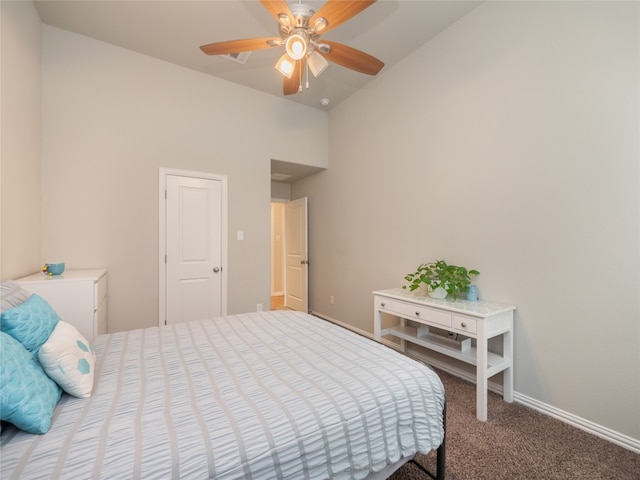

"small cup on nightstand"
[43, 262, 65, 276]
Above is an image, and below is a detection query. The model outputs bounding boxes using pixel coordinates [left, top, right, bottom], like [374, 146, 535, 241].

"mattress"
[1, 310, 445, 479]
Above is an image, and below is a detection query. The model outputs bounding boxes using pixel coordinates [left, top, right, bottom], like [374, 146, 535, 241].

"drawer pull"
[380, 302, 386, 307]
[415, 311, 420, 316]
[461, 322, 467, 328]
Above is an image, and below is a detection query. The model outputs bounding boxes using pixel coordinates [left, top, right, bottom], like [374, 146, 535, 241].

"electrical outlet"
[330, 296, 335, 305]
[257, 303, 263, 312]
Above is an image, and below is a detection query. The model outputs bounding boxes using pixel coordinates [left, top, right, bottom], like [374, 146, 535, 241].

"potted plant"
[403, 260, 479, 300]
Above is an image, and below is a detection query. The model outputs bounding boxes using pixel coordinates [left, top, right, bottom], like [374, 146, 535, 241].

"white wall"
[0, 0, 42, 279]
[294, 1, 639, 444]
[41, 26, 328, 333]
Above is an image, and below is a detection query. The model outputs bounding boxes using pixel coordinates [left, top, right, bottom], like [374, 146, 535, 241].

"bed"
[1, 292, 445, 479]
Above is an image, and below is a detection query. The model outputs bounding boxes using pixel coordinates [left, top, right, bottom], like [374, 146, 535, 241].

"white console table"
[373, 288, 515, 421]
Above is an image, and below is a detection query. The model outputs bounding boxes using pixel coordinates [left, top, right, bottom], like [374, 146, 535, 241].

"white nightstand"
[17, 269, 108, 341]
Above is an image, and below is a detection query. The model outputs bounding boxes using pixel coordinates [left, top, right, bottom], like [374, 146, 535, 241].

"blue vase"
[466, 285, 478, 302]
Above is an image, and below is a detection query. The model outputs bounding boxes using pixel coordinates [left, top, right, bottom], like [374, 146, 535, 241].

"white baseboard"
[310, 310, 640, 455]
[513, 392, 640, 454]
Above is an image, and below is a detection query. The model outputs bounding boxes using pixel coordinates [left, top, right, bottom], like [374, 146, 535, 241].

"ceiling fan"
[200, 0, 384, 96]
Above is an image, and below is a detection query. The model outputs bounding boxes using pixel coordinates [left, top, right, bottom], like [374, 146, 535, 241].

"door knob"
[213, 267, 220, 273]
[300, 260, 309, 265]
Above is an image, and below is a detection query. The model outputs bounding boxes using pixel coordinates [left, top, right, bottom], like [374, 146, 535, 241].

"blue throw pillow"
[1, 294, 60, 359]
[0, 332, 62, 434]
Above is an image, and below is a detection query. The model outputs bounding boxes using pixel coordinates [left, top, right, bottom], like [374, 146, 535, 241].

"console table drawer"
[376, 297, 392, 310]
[393, 301, 452, 328]
[454, 315, 477, 335]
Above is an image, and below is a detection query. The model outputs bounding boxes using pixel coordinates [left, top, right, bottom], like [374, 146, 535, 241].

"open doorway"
[270, 198, 309, 312]
[270, 159, 323, 312]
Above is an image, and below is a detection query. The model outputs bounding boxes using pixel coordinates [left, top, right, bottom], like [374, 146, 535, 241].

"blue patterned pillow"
[0, 332, 62, 434]
[1, 294, 60, 359]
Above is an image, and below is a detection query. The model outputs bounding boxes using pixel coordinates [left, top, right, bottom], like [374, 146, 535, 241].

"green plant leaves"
[402, 260, 479, 300]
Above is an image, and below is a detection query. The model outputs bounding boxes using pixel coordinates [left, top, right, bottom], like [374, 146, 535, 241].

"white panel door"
[165, 174, 223, 324]
[285, 197, 308, 312]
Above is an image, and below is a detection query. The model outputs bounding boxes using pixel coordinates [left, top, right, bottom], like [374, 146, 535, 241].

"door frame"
[158, 167, 228, 326]
[270, 202, 286, 297]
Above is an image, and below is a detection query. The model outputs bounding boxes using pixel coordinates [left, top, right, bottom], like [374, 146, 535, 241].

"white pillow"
[39, 321, 96, 398]
[0, 280, 32, 313]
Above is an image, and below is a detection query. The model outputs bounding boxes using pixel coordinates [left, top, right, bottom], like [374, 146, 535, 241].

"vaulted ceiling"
[35, 0, 480, 111]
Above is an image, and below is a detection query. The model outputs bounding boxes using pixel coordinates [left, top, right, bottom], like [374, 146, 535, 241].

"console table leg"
[503, 327, 514, 403]
[374, 309, 382, 341]
[476, 335, 488, 422]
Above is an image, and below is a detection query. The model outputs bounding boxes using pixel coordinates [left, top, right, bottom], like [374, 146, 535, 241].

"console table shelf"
[384, 325, 508, 371]
[374, 287, 515, 421]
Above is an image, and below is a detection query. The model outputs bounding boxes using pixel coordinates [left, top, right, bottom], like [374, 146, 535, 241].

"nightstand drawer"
[393, 301, 452, 328]
[454, 315, 477, 334]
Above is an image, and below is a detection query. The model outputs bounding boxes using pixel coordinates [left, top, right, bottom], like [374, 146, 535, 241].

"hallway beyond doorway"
[270, 295, 291, 311]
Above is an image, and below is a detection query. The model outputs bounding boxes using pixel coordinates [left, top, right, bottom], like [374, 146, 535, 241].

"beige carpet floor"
[390, 369, 640, 480]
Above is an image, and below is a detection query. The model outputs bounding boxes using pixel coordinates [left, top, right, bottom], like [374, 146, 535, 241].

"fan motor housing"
[290, 3, 316, 24]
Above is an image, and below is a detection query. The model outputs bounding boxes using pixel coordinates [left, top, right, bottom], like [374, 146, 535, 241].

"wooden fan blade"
[320, 40, 384, 75]
[200, 37, 281, 55]
[310, 0, 376, 34]
[260, 0, 293, 23]
[283, 58, 305, 96]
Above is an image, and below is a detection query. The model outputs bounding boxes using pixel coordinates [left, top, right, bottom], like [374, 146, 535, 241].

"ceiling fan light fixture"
[275, 54, 296, 78]
[277, 13, 290, 27]
[316, 43, 331, 55]
[308, 51, 329, 77]
[285, 34, 307, 60]
[313, 17, 328, 33]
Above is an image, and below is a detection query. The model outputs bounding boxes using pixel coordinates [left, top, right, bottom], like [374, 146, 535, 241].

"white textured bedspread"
[1, 311, 444, 479]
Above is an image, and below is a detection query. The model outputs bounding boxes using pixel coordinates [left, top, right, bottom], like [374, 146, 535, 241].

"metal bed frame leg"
[408, 399, 446, 480]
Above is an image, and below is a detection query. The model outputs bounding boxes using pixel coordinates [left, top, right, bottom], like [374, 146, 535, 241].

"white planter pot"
[421, 282, 448, 299]
[427, 286, 448, 299]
